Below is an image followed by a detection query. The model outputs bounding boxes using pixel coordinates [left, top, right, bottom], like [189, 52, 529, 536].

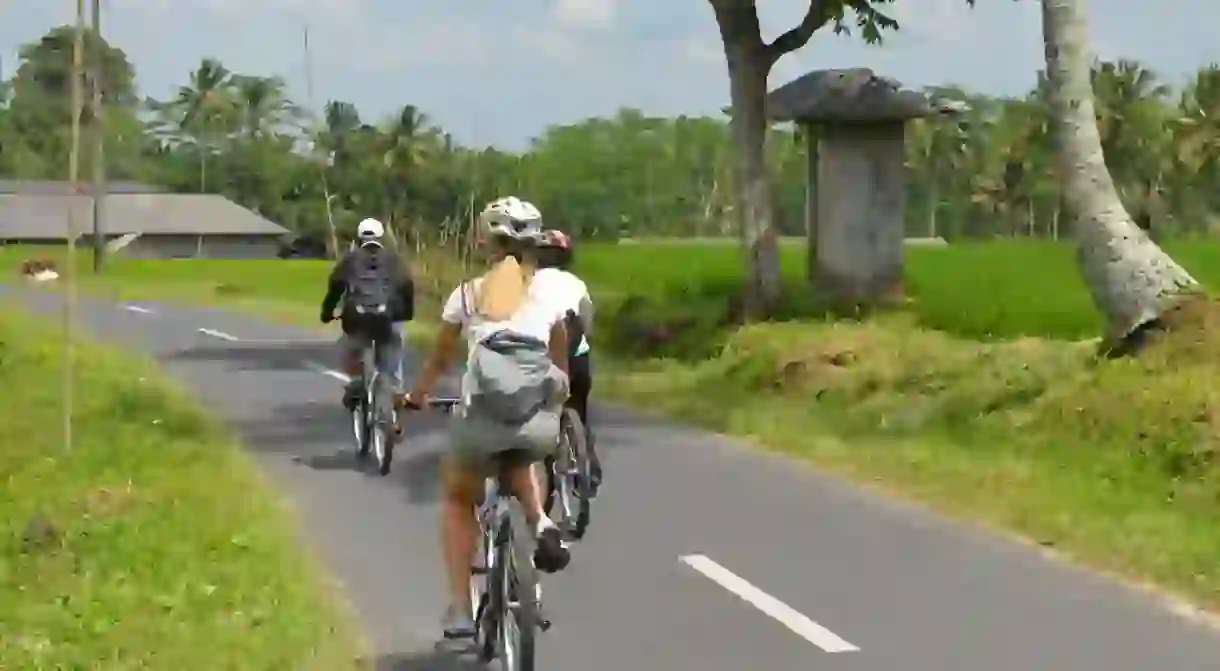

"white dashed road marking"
[197, 327, 239, 341]
[305, 361, 352, 383]
[680, 554, 859, 653]
[123, 304, 155, 314]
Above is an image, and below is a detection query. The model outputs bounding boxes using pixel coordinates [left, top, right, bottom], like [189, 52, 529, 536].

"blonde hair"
[462, 238, 536, 321]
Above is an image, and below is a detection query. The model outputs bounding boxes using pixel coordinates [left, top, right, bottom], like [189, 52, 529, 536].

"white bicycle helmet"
[479, 196, 543, 241]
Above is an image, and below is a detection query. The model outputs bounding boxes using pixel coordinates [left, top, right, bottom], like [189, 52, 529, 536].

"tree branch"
[763, 0, 832, 64]
[764, 1, 902, 65]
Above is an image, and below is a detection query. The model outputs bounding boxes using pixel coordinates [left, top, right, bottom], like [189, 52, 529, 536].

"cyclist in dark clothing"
[535, 229, 601, 494]
[319, 218, 415, 413]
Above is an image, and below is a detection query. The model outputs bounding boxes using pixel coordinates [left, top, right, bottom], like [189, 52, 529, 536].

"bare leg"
[507, 462, 570, 573]
[506, 463, 546, 527]
[440, 461, 480, 631]
[339, 346, 364, 410]
[341, 349, 361, 377]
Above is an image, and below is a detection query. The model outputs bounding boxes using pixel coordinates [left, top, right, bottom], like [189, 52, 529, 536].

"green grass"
[0, 246, 332, 326]
[599, 311, 1220, 609]
[576, 237, 1220, 341]
[9, 238, 1220, 342]
[0, 306, 365, 668]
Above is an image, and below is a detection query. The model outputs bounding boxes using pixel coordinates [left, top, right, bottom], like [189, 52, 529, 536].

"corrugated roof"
[0, 193, 291, 239]
[765, 68, 966, 123]
[0, 180, 167, 195]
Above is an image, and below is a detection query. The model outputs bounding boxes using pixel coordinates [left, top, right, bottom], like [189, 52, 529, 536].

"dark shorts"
[338, 323, 404, 386]
[567, 353, 591, 425]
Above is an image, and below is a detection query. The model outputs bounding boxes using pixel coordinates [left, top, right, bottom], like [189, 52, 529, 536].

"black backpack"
[342, 245, 396, 334]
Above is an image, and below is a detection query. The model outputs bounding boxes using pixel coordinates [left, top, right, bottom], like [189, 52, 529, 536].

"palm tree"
[160, 57, 233, 192]
[380, 104, 439, 235]
[1173, 65, 1220, 226]
[321, 100, 361, 164]
[1040, 0, 1199, 348]
[381, 104, 435, 179]
[1090, 59, 1173, 226]
[231, 75, 297, 138]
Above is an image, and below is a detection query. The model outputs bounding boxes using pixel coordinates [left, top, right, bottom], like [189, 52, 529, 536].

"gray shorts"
[448, 402, 562, 475]
[339, 323, 404, 386]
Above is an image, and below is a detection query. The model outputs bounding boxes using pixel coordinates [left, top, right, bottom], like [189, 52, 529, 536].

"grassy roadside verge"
[0, 307, 365, 668]
[597, 314, 1220, 611]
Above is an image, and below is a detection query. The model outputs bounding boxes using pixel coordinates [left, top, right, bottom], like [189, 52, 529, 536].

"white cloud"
[554, 0, 615, 27]
[680, 36, 721, 65]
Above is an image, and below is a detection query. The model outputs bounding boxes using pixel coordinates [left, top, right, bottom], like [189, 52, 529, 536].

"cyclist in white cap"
[319, 217, 415, 413]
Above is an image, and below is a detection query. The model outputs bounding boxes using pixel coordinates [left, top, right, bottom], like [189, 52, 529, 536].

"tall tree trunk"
[723, 40, 781, 316]
[708, 0, 832, 316]
[1041, 0, 1199, 342]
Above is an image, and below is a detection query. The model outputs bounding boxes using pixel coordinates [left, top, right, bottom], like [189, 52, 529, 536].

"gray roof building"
[0, 183, 291, 259]
[0, 193, 289, 239]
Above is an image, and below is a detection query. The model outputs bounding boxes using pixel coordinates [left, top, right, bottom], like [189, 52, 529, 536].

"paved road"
[9, 287, 1220, 670]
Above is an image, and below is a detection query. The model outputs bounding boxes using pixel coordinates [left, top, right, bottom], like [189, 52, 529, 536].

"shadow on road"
[165, 341, 342, 374]
[227, 395, 454, 503]
[369, 645, 485, 670]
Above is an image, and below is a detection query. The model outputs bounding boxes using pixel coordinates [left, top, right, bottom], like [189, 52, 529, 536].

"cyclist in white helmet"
[402, 196, 572, 638]
[320, 217, 414, 415]
[536, 229, 602, 494]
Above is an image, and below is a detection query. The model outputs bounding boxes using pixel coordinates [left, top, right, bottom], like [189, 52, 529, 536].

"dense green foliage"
[574, 239, 1220, 359]
[4, 26, 1220, 244]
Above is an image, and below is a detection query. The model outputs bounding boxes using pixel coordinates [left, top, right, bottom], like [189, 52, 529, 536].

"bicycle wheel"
[542, 411, 577, 515]
[473, 504, 498, 661]
[355, 346, 375, 458]
[370, 374, 395, 476]
[496, 516, 535, 671]
[352, 397, 370, 457]
[542, 454, 560, 515]
[560, 408, 593, 539]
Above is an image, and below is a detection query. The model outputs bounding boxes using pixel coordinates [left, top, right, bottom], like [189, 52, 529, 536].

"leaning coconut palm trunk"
[1041, 0, 1200, 344]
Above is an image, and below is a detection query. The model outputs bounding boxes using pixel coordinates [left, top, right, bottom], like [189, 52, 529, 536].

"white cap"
[356, 218, 385, 240]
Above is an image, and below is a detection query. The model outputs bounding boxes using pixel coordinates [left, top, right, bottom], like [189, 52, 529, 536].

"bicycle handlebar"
[401, 396, 461, 412]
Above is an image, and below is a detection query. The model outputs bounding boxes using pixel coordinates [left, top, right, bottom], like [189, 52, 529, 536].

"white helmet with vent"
[478, 196, 543, 241]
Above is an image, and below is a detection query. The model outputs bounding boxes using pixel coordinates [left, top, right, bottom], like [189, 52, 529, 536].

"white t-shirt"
[532, 267, 593, 355]
[440, 275, 568, 351]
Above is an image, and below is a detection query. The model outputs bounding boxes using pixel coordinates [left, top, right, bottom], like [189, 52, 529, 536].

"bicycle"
[543, 407, 593, 540]
[348, 320, 398, 476]
[410, 397, 551, 671]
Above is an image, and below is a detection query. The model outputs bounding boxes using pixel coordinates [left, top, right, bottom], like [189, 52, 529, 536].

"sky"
[1, 0, 1217, 149]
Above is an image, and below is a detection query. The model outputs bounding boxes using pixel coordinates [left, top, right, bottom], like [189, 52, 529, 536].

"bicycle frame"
[361, 338, 381, 421]
[477, 472, 548, 631]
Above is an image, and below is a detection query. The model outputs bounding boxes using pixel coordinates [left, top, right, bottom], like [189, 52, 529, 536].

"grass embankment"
[8, 239, 1220, 607]
[0, 246, 330, 326]
[0, 307, 364, 668]
[589, 238, 1220, 609]
[0, 245, 458, 339]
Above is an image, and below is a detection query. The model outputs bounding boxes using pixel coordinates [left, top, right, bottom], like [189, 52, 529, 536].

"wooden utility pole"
[65, 0, 86, 452]
[303, 24, 341, 259]
[90, 0, 107, 272]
